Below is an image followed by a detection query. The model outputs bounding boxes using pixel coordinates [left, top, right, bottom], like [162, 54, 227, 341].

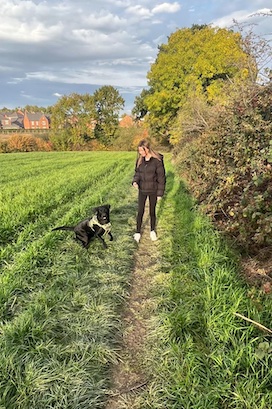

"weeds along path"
[106, 203, 163, 409]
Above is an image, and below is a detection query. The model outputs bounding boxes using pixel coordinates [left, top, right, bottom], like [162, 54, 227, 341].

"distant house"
[0, 110, 50, 130]
[23, 112, 50, 130]
[0, 111, 24, 130]
[119, 115, 135, 128]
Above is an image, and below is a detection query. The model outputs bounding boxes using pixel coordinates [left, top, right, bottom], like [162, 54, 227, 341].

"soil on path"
[105, 211, 161, 409]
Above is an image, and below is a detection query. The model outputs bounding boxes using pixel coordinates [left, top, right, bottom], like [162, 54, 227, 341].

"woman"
[132, 139, 166, 243]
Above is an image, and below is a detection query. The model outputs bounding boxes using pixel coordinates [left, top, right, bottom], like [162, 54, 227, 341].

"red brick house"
[0, 110, 50, 130]
[119, 115, 135, 128]
[23, 112, 50, 130]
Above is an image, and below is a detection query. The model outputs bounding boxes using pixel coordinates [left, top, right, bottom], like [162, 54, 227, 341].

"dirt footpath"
[105, 212, 161, 409]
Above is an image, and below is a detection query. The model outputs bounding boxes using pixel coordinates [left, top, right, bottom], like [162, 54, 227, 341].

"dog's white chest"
[88, 216, 111, 235]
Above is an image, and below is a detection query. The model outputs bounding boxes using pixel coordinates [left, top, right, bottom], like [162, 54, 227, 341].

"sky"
[0, 0, 271, 114]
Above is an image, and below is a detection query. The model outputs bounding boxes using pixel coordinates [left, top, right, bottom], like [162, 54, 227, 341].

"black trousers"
[136, 191, 157, 233]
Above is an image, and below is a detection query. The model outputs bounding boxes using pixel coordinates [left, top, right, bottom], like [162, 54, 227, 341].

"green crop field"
[0, 151, 143, 408]
[1, 151, 271, 409]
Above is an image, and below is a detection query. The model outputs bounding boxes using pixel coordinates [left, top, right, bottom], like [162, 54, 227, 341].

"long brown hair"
[136, 139, 162, 167]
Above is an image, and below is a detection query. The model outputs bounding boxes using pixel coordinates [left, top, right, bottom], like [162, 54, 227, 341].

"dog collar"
[88, 215, 111, 235]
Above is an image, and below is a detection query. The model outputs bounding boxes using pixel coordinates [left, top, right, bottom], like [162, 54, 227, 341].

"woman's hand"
[133, 182, 138, 189]
[157, 196, 162, 201]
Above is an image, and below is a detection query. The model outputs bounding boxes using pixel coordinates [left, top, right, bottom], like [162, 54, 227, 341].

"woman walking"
[132, 139, 166, 243]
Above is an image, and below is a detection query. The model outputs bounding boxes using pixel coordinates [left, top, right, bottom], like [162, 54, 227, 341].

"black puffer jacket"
[132, 155, 166, 196]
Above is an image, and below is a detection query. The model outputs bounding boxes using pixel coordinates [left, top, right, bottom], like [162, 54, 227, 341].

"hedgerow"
[174, 81, 272, 254]
[0, 134, 52, 153]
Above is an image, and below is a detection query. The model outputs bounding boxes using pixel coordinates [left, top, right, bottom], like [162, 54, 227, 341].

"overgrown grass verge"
[138, 166, 272, 408]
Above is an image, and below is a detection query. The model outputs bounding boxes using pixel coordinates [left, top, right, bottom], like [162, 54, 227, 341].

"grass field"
[0, 151, 139, 408]
[0, 151, 271, 408]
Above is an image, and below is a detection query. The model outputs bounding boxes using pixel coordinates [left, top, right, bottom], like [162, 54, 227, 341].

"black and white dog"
[52, 204, 113, 249]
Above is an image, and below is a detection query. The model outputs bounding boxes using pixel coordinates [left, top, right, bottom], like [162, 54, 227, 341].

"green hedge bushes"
[174, 82, 272, 254]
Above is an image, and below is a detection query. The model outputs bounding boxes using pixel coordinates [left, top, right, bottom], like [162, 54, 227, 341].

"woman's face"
[138, 146, 149, 157]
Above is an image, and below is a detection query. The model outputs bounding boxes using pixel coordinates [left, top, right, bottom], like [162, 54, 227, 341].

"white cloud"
[125, 5, 153, 18]
[212, 7, 272, 37]
[249, 7, 272, 16]
[152, 2, 181, 14]
[7, 77, 24, 84]
[212, 10, 249, 28]
[23, 63, 149, 88]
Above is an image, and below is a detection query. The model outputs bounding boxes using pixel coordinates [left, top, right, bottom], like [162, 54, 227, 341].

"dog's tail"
[52, 226, 74, 232]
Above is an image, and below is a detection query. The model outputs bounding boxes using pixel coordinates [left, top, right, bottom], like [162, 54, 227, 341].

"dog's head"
[94, 204, 111, 225]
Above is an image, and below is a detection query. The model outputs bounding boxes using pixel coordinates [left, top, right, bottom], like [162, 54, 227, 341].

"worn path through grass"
[105, 162, 185, 409]
[105, 203, 163, 409]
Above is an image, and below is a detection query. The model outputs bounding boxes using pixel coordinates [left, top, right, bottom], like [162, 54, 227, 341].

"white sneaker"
[150, 231, 157, 241]
[133, 233, 141, 243]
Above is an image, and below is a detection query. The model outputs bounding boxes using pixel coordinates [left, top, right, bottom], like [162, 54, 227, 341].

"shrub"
[3, 134, 52, 152]
[174, 82, 272, 253]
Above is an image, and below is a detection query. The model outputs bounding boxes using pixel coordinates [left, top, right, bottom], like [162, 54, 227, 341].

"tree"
[143, 25, 254, 143]
[132, 88, 151, 120]
[23, 105, 52, 114]
[93, 85, 125, 144]
[50, 93, 96, 149]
